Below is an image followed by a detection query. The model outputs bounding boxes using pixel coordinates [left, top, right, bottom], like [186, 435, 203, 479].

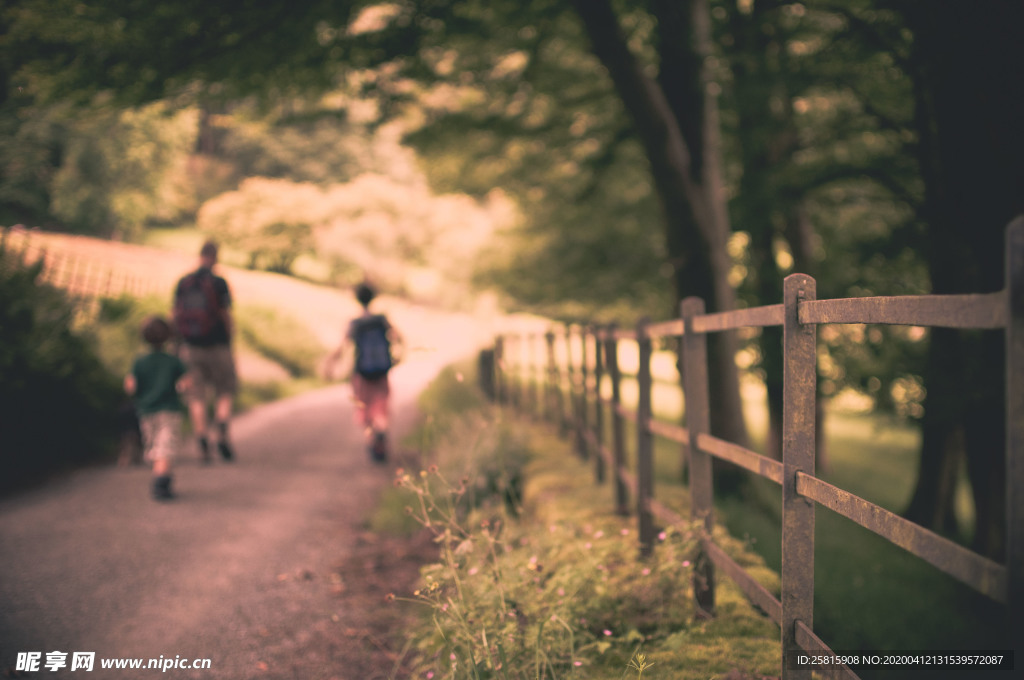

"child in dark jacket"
[124, 316, 190, 500]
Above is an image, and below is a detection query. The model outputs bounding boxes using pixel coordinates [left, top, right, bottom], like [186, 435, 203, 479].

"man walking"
[173, 240, 237, 462]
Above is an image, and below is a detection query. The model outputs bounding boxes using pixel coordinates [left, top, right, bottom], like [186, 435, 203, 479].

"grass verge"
[373, 364, 780, 679]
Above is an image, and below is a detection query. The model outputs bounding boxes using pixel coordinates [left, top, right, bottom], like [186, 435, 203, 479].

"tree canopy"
[4, 0, 1023, 554]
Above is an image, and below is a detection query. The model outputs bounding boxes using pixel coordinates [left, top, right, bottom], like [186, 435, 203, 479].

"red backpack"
[174, 270, 220, 341]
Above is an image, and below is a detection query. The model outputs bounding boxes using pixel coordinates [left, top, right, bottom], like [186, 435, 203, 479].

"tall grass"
[379, 365, 780, 679]
[507, 373, 1011, 679]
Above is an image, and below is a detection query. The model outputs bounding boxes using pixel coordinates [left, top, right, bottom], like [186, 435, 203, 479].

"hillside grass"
[143, 225, 336, 285]
[373, 363, 781, 679]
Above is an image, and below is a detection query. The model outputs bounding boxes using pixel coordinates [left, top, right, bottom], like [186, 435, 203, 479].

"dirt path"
[1, 363, 444, 680]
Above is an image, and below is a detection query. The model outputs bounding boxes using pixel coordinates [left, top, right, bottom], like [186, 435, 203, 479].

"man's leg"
[204, 345, 237, 461]
[214, 392, 234, 461]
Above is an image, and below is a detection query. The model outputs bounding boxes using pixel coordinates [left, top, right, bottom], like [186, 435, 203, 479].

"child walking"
[124, 316, 190, 500]
[324, 281, 403, 462]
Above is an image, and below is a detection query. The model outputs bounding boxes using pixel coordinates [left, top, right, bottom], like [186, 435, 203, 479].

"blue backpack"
[353, 315, 393, 379]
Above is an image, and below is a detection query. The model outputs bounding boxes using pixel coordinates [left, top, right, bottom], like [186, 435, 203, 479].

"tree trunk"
[899, 1, 1024, 559]
[571, 0, 749, 460]
[904, 328, 965, 536]
[725, 3, 827, 466]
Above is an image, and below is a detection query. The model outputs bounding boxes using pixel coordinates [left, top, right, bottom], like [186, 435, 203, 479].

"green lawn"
[529, 377, 1010, 679]
[717, 409, 1010, 680]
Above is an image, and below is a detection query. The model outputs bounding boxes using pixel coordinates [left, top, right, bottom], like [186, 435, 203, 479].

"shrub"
[0, 247, 121, 491]
[396, 464, 701, 679]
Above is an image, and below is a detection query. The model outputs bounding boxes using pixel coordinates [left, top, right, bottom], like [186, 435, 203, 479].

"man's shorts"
[140, 411, 184, 462]
[182, 344, 238, 399]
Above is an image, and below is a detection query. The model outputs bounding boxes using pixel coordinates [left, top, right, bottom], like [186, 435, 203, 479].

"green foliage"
[374, 364, 530, 535]
[0, 100, 68, 225]
[385, 364, 778, 679]
[218, 111, 364, 185]
[91, 293, 172, 377]
[0, 244, 121, 490]
[49, 102, 199, 237]
[197, 177, 319, 273]
[195, 168, 512, 302]
[397, 467, 701, 679]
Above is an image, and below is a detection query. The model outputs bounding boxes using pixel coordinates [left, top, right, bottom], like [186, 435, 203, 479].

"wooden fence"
[493, 217, 1023, 679]
[1, 227, 162, 317]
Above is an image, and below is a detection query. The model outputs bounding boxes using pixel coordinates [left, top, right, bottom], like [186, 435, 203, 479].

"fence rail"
[1, 228, 164, 315]
[493, 217, 1023, 679]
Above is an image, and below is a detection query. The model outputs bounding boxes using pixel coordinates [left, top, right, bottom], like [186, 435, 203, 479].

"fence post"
[1006, 215, 1024, 654]
[682, 297, 715, 614]
[579, 327, 590, 460]
[515, 334, 526, 411]
[534, 333, 544, 420]
[545, 331, 559, 427]
[561, 327, 573, 438]
[781, 273, 817, 680]
[506, 334, 517, 410]
[593, 325, 606, 484]
[605, 325, 629, 516]
[568, 326, 585, 455]
[636, 317, 655, 557]
[532, 331, 540, 417]
[494, 335, 506, 406]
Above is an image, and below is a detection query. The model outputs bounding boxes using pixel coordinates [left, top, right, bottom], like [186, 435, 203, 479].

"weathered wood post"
[494, 335, 505, 406]
[636, 317, 655, 557]
[527, 333, 539, 419]
[506, 334, 518, 410]
[579, 327, 590, 460]
[781, 273, 817, 680]
[567, 326, 586, 455]
[545, 330, 560, 427]
[1006, 215, 1024, 656]
[593, 325, 606, 484]
[561, 326, 573, 438]
[682, 297, 715, 615]
[534, 333, 544, 420]
[605, 324, 629, 516]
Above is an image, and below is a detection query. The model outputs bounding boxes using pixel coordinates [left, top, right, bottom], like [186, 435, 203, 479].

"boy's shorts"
[351, 374, 390, 428]
[140, 411, 184, 462]
[182, 344, 238, 399]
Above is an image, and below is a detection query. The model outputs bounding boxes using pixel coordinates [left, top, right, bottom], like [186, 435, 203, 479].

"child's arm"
[124, 374, 137, 396]
[322, 338, 350, 380]
[388, 325, 405, 365]
[176, 372, 192, 395]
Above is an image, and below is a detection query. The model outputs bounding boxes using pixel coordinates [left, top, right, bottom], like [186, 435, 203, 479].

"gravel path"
[1, 364, 441, 680]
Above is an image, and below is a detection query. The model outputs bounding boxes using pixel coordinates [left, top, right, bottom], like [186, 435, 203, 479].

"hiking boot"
[198, 436, 211, 464]
[152, 475, 174, 501]
[370, 431, 387, 463]
[218, 440, 235, 462]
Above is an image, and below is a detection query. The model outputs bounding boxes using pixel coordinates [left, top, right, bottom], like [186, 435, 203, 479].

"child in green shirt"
[124, 316, 190, 500]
